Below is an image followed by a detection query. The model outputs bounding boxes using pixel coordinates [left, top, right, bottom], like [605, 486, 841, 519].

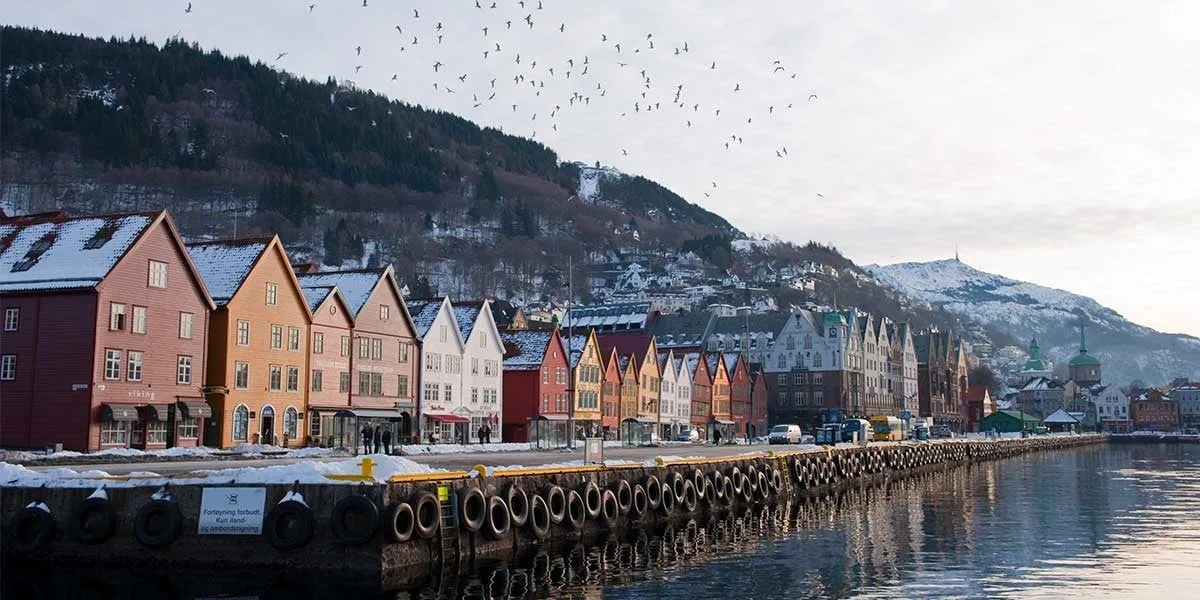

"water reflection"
[8, 444, 1200, 599]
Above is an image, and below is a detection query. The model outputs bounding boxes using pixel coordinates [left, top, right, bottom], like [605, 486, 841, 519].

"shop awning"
[100, 403, 139, 422]
[176, 399, 212, 419]
[532, 414, 570, 421]
[333, 408, 408, 420]
[430, 414, 470, 424]
[139, 404, 171, 422]
[712, 419, 735, 425]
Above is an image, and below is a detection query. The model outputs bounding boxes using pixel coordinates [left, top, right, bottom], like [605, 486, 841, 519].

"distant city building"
[1131, 389, 1179, 432]
[1067, 319, 1102, 386]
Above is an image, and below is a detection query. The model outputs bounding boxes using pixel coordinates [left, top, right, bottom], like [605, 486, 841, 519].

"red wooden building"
[726, 352, 752, 440]
[0, 211, 214, 451]
[601, 347, 622, 437]
[685, 352, 713, 441]
[499, 329, 569, 443]
[751, 371, 770, 438]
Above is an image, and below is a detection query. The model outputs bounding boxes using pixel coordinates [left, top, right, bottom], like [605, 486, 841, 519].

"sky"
[6, 1, 1200, 337]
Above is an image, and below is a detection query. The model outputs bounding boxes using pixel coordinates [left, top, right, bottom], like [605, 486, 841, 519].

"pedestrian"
[373, 425, 382, 454]
[713, 428, 722, 446]
[485, 424, 493, 444]
[381, 427, 392, 454]
[478, 425, 486, 445]
[360, 423, 373, 455]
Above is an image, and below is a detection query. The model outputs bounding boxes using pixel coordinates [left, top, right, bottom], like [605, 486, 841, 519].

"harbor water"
[4, 442, 1199, 599]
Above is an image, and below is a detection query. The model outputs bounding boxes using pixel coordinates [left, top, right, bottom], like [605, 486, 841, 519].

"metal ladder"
[435, 490, 461, 598]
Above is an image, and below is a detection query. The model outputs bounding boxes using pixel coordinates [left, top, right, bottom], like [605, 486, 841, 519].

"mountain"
[866, 259, 1200, 386]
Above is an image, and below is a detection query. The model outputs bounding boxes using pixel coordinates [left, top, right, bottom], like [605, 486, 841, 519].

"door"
[260, 406, 275, 445]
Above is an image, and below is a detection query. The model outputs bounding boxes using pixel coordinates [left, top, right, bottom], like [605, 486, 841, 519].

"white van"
[768, 424, 804, 444]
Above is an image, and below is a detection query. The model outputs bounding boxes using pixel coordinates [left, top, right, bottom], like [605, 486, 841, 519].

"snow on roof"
[301, 286, 334, 312]
[1043, 409, 1080, 424]
[296, 269, 382, 315]
[501, 331, 553, 370]
[1021, 376, 1062, 391]
[452, 302, 483, 340]
[563, 334, 590, 367]
[0, 213, 154, 293]
[562, 302, 651, 329]
[186, 238, 270, 305]
[403, 298, 453, 340]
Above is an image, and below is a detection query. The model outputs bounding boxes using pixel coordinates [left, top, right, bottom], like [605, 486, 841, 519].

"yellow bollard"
[360, 457, 376, 480]
[472, 464, 488, 477]
[654, 457, 665, 466]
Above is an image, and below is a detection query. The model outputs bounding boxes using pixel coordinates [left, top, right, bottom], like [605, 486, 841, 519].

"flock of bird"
[183, 0, 822, 198]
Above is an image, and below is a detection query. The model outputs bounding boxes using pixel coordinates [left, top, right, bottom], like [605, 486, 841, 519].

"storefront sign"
[198, 487, 266, 535]
[585, 437, 604, 465]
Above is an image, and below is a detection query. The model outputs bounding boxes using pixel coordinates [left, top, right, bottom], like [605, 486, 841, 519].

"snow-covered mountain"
[865, 259, 1200, 386]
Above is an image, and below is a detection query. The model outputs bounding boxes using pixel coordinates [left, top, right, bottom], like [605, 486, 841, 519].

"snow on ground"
[2, 445, 341, 464]
[398, 442, 537, 455]
[0, 454, 443, 489]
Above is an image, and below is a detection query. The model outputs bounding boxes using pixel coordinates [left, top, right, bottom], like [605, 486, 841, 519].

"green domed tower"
[1068, 318, 1101, 386]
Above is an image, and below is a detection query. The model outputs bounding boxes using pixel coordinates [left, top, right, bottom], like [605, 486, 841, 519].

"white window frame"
[127, 351, 144, 382]
[3, 308, 18, 331]
[286, 366, 300, 392]
[380, 304, 390, 321]
[311, 369, 323, 392]
[313, 332, 324, 354]
[104, 349, 122, 380]
[176, 355, 192, 385]
[131, 305, 147, 334]
[146, 420, 168, 445]
[271, 325, 283, 349]
[284, 406, 299, 439]
[0, 354, 15, 380]
[269, 365, 282, 391]
[100, 419, 128, 445]
[177, 417, 199, 439]
[148, 260, 168, 288]
[236, 320, 250, 346]
[266, 282, 278, 306]
[288, 327, 300, 351]
[109, 303, 126, 331]
[179, 312, 193, 339]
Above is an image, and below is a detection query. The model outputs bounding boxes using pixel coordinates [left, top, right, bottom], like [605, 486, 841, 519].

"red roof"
[964, 386, 991, 402]
[597, 333, 654, 367]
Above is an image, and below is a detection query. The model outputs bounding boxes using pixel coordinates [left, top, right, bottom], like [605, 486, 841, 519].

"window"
[109, 303, 126, 331]
[371, 338, 383, 360]
[380, 304, 390, 321]
[104, 349, 122, 380]
[472, 358, 480, 375]
[127, 351, 143, 381]
[474, 388, 481, 404]
[271, 325, 283, 349]
[235, 362, 249, 389]
[480, 335, 488, 349]
[309, 413, 321, 439]
[148, 260, 168, 288]
[556, 367, 566, 385]
[284, 407, 299, 440]
[146, 421, 168, 445]
[398, 342, 410, 362]
[178, 417, 199, 439]
[341, 336, 351, 357]
[4, 308, 18, 331]
[444, 384, 453, 403]
[424, 382, 439, 402]
[236, 320, 250, 346]
[541, 394, 549, 412]
[370, 373, 383, 396]
[359, 337, 370, 359]
[543, 367, 549, 384]
[0, 355, 15, 380]
[177, 355, 192, 384]
[179, 312, 193, 339]
[269, 365, 282, 391]
[439, 326, 448, 342]
[266, 283, 278, 306]
[313, 332, 324, 354]
[131, 306, 147, 334]
[397, 374, 409, 397]
[339, 372, 351, 393]
[100, 419, 128, 445]
[484, 360, 496, 376]
[311, 370, 323, 392]
[359, 372, 371, 395]
[813, 354, 823, 368]
[288, 327, 300, 351]
[286, 366, 299, 392]
[232, 405, 250, 442]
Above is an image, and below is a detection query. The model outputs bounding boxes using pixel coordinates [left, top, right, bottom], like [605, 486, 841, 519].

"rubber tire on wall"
[527, 495, 551, 540]
[710, 473, 725, 501]
[459, 488, 487, 534]
[668, 472, 686, 503]
[692, 469, 708, 501]
[680, 480, 698, 513]
[507, 485, 530, 528]
[644, 477, 662, 510]
[483, 496, 511, 540]
[771, 468, 784, 492]
[133, 499, 182, 549]
[612, 480, 633, 515]
[580, 481, 602, 521]
[384, 502, 415, 544]
[543, 485, 567, 525]
[600, 489, 619, 528]
[70, 497, 117, 545]
[330, 495, 380, 545]
[264, 499, 315, 551]
[631, 484, 648, 519]
[412, 492, 440, 539]
[7, 506, 55, 556]
[565, 490, 586, 531]
[659, 483, 676, 514]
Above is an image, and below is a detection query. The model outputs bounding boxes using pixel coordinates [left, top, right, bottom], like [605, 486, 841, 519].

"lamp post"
[566, 255, 575, 450]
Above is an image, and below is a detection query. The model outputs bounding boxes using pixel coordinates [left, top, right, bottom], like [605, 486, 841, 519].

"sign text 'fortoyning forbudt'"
[198, 487, 267, 535]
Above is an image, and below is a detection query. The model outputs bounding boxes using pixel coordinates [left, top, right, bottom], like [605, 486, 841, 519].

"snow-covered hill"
[866, 259, 1200, 386]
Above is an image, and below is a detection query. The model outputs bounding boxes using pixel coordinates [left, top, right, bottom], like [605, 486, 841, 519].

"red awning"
[430, 414, 470, 424]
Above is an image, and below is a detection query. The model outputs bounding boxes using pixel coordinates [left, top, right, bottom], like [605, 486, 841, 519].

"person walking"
[381, 427, 393, 454]
[712, 428, 722, 446]
[373, 425, 382, 454]
[478, 425, 487, 445]
[360, 423, 373, 455]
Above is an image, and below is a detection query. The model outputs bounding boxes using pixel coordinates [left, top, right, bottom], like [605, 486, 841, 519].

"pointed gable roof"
[452, 301, 485, 340]
[684, 352, 710, 385]
[501, 330, 557, 371]
[706, 352, 727, 379]
[301, 285, 353, 318]
[402, 297, 446, 340]
[186, 236, 279, 306]
[597, 333, 655, 370]
[295, 266, 400, 317]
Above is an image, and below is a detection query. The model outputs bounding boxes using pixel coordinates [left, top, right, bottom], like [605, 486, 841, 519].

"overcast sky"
[7, 1, 1200, 337]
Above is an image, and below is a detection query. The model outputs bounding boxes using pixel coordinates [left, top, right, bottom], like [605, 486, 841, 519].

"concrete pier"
[1, 435, 1105, 583]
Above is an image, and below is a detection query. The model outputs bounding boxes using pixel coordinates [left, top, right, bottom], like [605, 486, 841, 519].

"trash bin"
[46, 443, 63, 454]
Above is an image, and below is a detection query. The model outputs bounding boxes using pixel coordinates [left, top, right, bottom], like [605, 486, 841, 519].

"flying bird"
[356, 45, 362, 55]
[309, 3, 316, 12]
[355, 65, 363, 73]
[458, 74, 468, 82]
[710, 62, 716, 69]
[185, 2, 192, 13]
[433, 61, 442, 72]
[622, 149, 628, 156]
[436, 22, 442, 31]
[413, 8, 419, 18]
[559, 23, 565, 32]
[394, 25, 401, 33]
[361, 0, 366, 5]
[808, 94, 819, 101]
[201, 88, 215, 94]
[483, 26, 489, 36]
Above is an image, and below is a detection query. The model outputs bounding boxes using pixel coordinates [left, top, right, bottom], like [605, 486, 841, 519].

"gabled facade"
[898, 323, 920, 415]
[601, 347, 622, 436]
[187, 235, 311, 448]
[725, 352, 751, 438]
[859, 316, 888, 417]
[598, 333, 661, 424]
[619, 355, 639, 425]
[750, 371, 770, 437]
[404, 297, 467, 443]
[686, 352, 713, 440]
[964, 385, 992, 432]
[656, 349, 690, 438]
[915, 331, 962, 428]
[675, 356, 693, 437]
[298, 266, 420, 445]
[1131, 390, 1178, 432]
[454, 300, 506, 443]
[1090, 385, 1130, 432]
[500, 329, 568, 443]
[708, 352, 732, 436]
[298, 286, 354, 445]
[1017, 376, 1065, 420]
[566, 330, 604, 433]
[0, 211, 214, 451]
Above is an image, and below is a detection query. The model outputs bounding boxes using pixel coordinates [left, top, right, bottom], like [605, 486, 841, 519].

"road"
[24, 443, 791, 476]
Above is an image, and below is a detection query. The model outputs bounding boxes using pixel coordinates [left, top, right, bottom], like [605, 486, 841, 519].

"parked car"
[768, 424, 804, 445]
[674, 428, 700, 443]
[930, 425, 954, 439]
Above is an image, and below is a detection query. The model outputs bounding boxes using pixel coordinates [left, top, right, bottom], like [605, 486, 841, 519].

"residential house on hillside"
[751, 371, 770, 436]
[601, 347, 622, 438]
[297, 285, 354, 447]
[686, 352, 713, 442]
[0, 211, 213, 451]
[454, 300, 506, 443]
[1089, 385, 1130, 432]
[1131, 389, 1179, 432]
[297, 266, 420, 445]
[565, 330, 604, 436]
[708, 353, 732, 441]
[562, 301, 652, 332]
[725, 352, 752, 439]
[404, 297, 467, 443]
[188, 235, 311, 448]
[500, 329, 568, 444]
[1016, 376, 1065, 420]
